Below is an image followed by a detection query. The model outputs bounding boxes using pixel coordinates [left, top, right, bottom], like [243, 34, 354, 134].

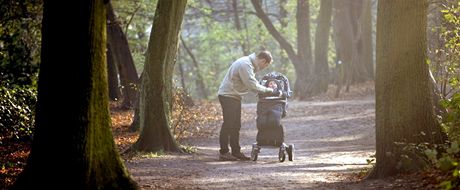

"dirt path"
[125, 95, 398, 189]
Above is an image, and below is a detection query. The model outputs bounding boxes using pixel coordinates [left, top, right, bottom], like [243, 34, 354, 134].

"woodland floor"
[0, 81, 441, 189]
[120, 82, 439, 190]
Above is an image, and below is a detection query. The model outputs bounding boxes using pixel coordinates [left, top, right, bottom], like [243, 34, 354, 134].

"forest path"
[125, 95, 396, 189]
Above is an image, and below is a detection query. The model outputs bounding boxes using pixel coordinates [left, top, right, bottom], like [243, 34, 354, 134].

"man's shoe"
[219, 152, 237, 161]
[232, 152, 250, 161]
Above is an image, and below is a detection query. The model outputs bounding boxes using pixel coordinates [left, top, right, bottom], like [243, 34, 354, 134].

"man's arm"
[238, 63, 273, 93]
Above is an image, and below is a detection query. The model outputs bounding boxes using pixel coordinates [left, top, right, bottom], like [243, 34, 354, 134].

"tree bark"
[107, 2, 139, 109]
[332, 0, 354, 95]
[278, 0, 290, 75]
[359, 0, 374, 79]
[129, 73, 143, 132]
[332, 0, 374, 95]
[312, 0, 333, 94]
[296, 0, 313, 76]
[350, 0, 371, 83]
[12, 1, 138, 189]
[131, 0, 187, 153]
[177, 54, 187, 94]
[369, 0, 446, 178]
[107, 45, 121, 100]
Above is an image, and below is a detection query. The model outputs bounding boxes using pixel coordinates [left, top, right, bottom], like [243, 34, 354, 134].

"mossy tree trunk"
[131, 0, 187, 153]
[369, 0, 446, 178]
[12, 0, 138, 189]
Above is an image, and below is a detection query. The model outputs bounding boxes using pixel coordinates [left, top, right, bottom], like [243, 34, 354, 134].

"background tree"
[231, 0, 250, 55]
[332, 0, 356, 94]
[359, 0, 374, 80]
[112, 0, 157, 74]
[277, 0, 291, 76]
[312, 0, 333, 94]
[369, 0, 446, 178]
[332, 0, 373, 96]
[251, 0, 314, 100]
[107, 2, 139, 109]
[11, 0, 138, 189]
[130, 0, 187, 152]
[107, 45, 122, 100]
[180, 35, 209, 99]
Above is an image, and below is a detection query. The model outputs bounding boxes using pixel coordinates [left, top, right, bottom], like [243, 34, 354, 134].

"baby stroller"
[251, 72, 294, 162]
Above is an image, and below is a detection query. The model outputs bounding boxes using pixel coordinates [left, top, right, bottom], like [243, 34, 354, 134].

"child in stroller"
[251, 72, 294, 162]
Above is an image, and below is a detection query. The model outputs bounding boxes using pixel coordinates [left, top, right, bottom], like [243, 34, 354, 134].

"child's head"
[268, 80, 278, 89]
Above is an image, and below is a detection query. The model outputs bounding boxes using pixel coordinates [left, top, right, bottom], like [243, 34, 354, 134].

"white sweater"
[217, 53, 273, 100]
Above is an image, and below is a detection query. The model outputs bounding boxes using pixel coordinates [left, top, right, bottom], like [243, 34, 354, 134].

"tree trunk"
[107, 45, 121, 100]
[369, 0, 446, 178]
[332, 0, 354, 95]
[278, 0, 290, 75]
[129, 94, 140, 132]
[177, 54, 187, 94]
[131, 0, 187, 153]
[107, 3, 139, 110]
[333, 0, 374, 93]
[296, 0, 317, 98]
[359, 0, 374, 80]
[12, 1, 138, 189]
[312, 0, 333, 95]
[241, 0, 252, 52]
[129, 73, 143, 132]
[296, 0, 313, 76]
[231, 0, 250, 55]
[349, 0, 371, 84]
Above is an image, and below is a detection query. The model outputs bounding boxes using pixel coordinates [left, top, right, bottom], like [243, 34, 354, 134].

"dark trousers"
[218, 95, 241, 154]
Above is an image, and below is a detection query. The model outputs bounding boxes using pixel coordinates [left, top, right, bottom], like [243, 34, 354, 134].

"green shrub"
[431, 4, 460, 189]
[441, 93, 460, 141]
[424, 141, 460, 190]
[0, 84, 37, 143]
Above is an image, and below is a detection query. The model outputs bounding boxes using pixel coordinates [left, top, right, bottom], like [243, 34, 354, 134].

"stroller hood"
[258, 72, 292, 100]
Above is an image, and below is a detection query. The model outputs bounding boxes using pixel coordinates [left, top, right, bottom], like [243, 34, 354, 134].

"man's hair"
[256, 50, 272, 64]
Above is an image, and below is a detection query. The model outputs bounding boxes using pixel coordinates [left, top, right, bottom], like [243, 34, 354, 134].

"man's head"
[255, 50, 272, 70]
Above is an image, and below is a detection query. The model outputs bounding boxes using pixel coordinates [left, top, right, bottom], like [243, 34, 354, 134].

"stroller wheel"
[251, 144, 259, 161]
[278, 147, 285, 162]
[287, 144, 294, 161]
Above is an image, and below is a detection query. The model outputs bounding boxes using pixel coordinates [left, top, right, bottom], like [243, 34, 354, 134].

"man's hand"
[271, 89, 282, 97]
